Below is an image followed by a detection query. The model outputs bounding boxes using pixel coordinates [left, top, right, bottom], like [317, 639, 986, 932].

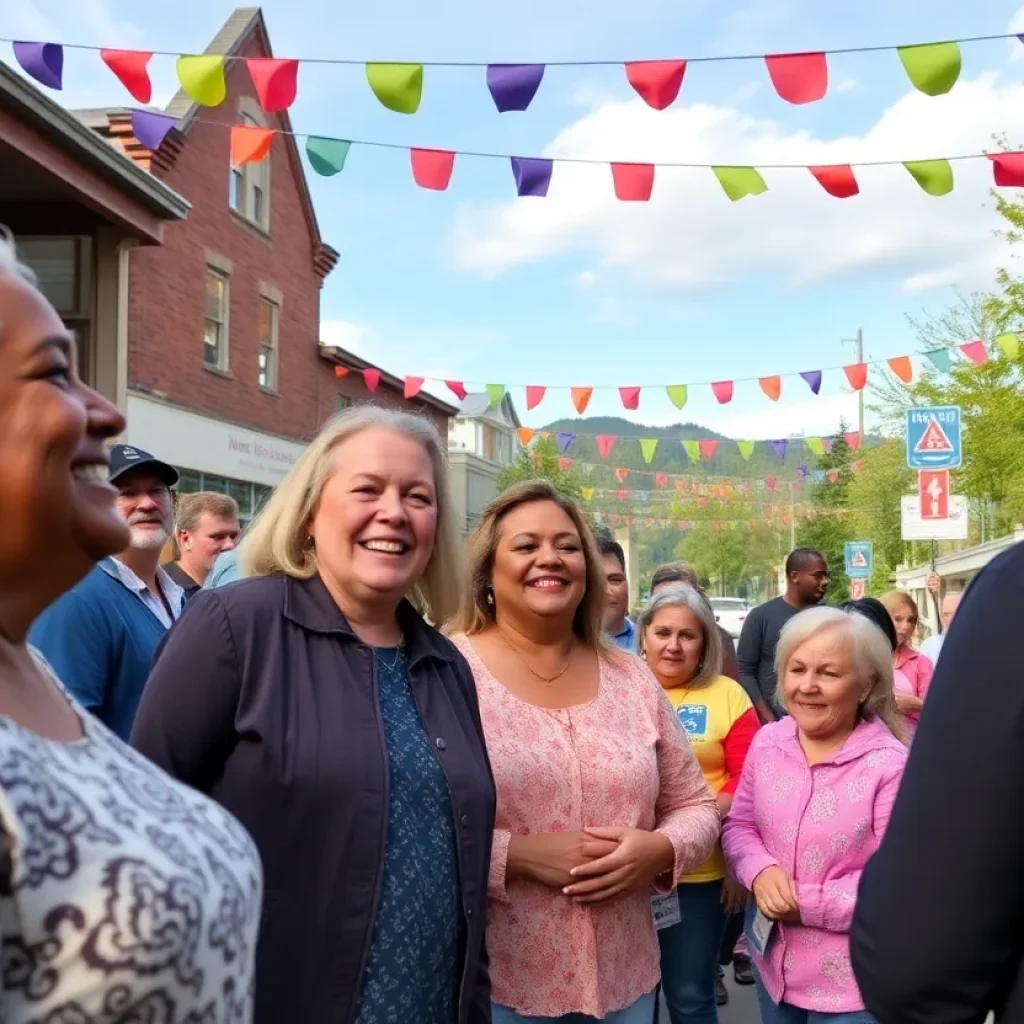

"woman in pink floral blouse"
[450, 481, 719, 1023]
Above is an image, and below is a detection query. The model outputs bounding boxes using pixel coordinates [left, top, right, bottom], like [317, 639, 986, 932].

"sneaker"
[733, 953, 755, 986]
[716, 967, 729, 1005]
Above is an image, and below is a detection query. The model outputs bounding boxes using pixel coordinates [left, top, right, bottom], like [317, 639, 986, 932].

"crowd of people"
[1, 230, 1020, 1024]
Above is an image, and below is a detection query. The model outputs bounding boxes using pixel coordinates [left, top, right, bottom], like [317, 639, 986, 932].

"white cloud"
[576, 269, 597, 289]
[1008, 5, 1024, 61]
[698, 393, 861, 441]
[833, 76, 859, 94]
[453, 73, 1024, 294]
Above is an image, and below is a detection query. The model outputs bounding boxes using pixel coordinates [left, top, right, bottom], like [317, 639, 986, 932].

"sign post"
[844, 541, 873, 579]
[906, 406, 962, 471]
[918, 469, 950, 520]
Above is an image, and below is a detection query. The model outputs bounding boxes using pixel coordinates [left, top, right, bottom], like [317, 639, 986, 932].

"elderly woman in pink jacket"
[722, 607, 908, 1024]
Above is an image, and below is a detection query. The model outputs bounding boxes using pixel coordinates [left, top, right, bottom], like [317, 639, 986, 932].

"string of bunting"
[340, 334, 1020, 414]
[114, 108, 1024, 202]
[591, 510, 854, 531]
[578, 484, 866, 513]
[4, 33, 1015, 114]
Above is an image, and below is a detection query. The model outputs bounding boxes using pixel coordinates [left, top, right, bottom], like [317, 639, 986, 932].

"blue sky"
[9, 0, 1024, 438]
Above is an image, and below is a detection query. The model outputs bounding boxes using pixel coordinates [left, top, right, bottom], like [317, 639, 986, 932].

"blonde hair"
[450, 479, 611, 652]
[634, 583, 723, 688]
[238, 406, 462, 625]
[880, 589, 919, 624]
[175, 491, 240, 533]
[775, 606, 908, 744]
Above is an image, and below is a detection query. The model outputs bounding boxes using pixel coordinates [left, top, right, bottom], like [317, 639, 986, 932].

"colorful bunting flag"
[989, 152, 1024, 188]
[559, 457, 572, 471]
[904, 159, 953, 197]
[485, 384, 506, 408]
[362, 368, 381, 392]
[996, 332, 1021, 359]
[666, 384, 688, 410]
[625, 59, 687, 110]
[617, 490, 628, 502]
[844, 431, 861, 450]
[571, 387, 593, 414]
[247, 57, 299, 112]
[101, 49, 152, 103]
[597, 435, 617, 459]
[615, 467, 629, 482]
[410, 148, 455, 190]
[131, 109, 176, 152]
[445, 380, 467, 400]
[517, 427, 535, 445]
[771, 439, 788, 460]
[656, 473, 669, 488]
[683, 440, 700, 462]
[897, 41, 961, 97]
[366, 63, 423, 114]
[960, 340, 987, 366]
[306, 136, 351, 176]
[334, 366, 349, 379]
[759, 376, 782, 401]
[713, 166, 767, 201]
[887, 355, 913, 383]
[619, 386, 641, 410]
[404, 375, 424, 399]
[230, 125, 274, 166]
[13, 42, 63, 90]
[765, 51, 827, 105]
[924, 348, 952, 373]
[511, 157, 553, 198]
[737, 440, 755, 461]
[526, 386, 546, 410]
[581, 487, 594, 501]
[486, 64, 545, 112]
[556, 433, 575, 453]
[711, 380, 734, 404]
[611, 163, 655, 202]
[844, 363, 868, 390]
[809, 164, 859, 199]
[698, 440, 718, 461]
[806, 437, 826, 456]
[640, 439, 658, 464]
[765, 477, 778, 491]
[176, 54, 226, 106]
[799, 370, 822, 395]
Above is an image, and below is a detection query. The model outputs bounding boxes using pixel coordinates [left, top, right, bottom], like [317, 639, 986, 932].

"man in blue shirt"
[599, 537, 635, 650]
[29, 444, 185, 739]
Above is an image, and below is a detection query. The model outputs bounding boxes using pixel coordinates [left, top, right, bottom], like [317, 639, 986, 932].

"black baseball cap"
[108, 444, 179, 489]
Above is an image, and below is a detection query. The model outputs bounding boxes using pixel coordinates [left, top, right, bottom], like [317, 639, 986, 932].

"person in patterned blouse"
[0, 228, 262, 1020]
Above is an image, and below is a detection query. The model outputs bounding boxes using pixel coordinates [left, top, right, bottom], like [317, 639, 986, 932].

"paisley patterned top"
[355, 647, 462, 1023]
[0, 652, 262, 1022]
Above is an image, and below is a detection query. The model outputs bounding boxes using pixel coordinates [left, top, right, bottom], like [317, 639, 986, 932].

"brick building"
[78, 7, 455, 521]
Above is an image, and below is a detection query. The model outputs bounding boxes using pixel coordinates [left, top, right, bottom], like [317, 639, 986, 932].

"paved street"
[656, 973, 760, 1022]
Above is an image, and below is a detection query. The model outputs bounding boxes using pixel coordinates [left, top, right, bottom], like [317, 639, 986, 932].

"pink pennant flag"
[611, 163, 655, 202]
[960, 340, 988, 365]
[619, 386, 641, 410]
[809, 164, 859, 198]
[765, 52, 828, 104]
[656, 473, 668, 488]
[525, 385, 546, 410]
[558, 457, 572, 471]
[766, 477, 778, 491]
[844, 431, 862, 450]
[403, 376, 424, 399]
[698, 440, 718, 460]
[410, 148, 455, 191]
[445, 380, 467, 400]
[596, 435, 617, 459]
[101, 49, 153, 103]
[624, 59, 687, 110]
[989, 152, 1024, 188]
[617, 490, 628, 502]
[246, 57, 299, 112]
[362, 368, 381, 392]
[711, 380, 734, 404]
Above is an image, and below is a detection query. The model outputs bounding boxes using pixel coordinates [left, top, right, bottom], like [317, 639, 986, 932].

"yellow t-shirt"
[664, 675, 753, 883]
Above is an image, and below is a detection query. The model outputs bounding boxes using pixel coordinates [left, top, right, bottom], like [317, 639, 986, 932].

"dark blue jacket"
[131, 573, 496, 1024]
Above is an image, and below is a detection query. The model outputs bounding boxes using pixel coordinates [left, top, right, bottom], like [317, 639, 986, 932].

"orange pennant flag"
[615, 467, 629, 482]
[571, 387, 593, 414]
[844, 363, 868, 390]
[517, 427, 535, 446]
[887, 356, 913, 383]
[230, 124, 274, 165]
[334, 366, 349, 379]
[759, 376, 782, 401]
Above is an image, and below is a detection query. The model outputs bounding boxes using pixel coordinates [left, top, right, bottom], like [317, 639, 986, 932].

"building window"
[204, 268, 229, 370]
[481, 423, 497, 461]
[336, 394, 352, 412]
[230, 109, 270, 231]
[258, 296, 279, 390]
[173, 470, 273, 527]
[17, 237, 82, 313]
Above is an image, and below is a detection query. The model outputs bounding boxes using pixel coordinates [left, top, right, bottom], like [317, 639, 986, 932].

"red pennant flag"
[698, 497, 708, 509]
[698, 440, 718, 460]
[246, 57, 299, 112]
[844, 363, 868, 390]
[596, 435, 617, 459]
[558, 457, 572, 471]
[809, 164, 859, 198]
[827, 470, 839, 483]
[362, 368, 381, 392]
[765, 52, 828, 104]
[410, 148, 455, 191]
[766, 477, 778, 491]
[711, 380, 734, 404]
[617, 490, 628, 502]
[989, 152, 1024, 187]
[334, 366, 349, 379]
[404, 375, 424, 399]
[960, 340, 988, 365]
[844, 431, 862, 450]
[445, 380, 466, 400]
[713, 520, 723, 532]
[611, 163, 655, 202]
[525, 385, 546, 410]
[101, 49, 153, 103]
[571, 387, 593, 414]
[619, 386, 641, 410]
[759, 376, 782, 401]
[615, 467, 629, 482]
[624, 59, 686, 110]
[888, 356, 913, 383]
[230, 124, 274, 166]
[655, 473, 668, 488]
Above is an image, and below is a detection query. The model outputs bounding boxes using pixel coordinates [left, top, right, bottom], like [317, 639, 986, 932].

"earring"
[486, 588, 494, 606]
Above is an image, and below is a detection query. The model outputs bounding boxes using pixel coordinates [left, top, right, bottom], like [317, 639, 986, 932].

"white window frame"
[257, 285, 280, 392]
[203, 264, 231, 372]
[230, 98, 271, 232]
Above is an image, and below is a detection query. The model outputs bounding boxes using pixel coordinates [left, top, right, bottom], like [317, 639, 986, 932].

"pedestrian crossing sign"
[844, 541, 873, 580]
[906, 406, 962, 470]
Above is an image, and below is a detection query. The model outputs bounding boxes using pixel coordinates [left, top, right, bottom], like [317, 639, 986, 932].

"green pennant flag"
[485, 384, 506, 409]
[806, 437, 826, 456]
[737, 440, 756, 461]
[904, 159, 954, 197]
[924, 348, 952, 373]
[640, 439, 658, 464]
[996, 332, 1021, 360]
[897, 42, 961, 97]
[712, 166, 768, 202]
[366, 62, 424, 114]
[665, 384, 688, 410]
[306, 137, 351, 177]
[683, 440, 700, 462]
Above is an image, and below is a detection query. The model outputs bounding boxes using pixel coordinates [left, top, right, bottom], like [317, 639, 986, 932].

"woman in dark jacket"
[132, 406, 496, 1024]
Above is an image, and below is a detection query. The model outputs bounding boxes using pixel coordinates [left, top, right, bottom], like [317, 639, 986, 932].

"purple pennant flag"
[13, 41, 63, 90]
[797, 464, 809, 479]
[511, 156, 553, 198]
[822, 438, 834, 454]
[799, 370, 823, 394]
[771, 439, 788, 461]
[131, 109, 177, 153]
[556, 432, 575, 453]
[486, 64, 545, 113]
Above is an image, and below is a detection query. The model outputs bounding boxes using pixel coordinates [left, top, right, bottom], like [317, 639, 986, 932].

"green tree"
[498, 435, 583, 502]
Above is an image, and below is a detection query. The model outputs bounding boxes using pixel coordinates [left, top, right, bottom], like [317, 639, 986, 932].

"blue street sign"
[906, 406, 962, 470]
[844, 541, 873, 580]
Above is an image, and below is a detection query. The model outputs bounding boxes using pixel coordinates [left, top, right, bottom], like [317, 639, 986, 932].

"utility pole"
[842, 328, 865, 439]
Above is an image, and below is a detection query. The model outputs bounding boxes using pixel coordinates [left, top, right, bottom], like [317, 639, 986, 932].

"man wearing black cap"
[29, 445, 185, 740]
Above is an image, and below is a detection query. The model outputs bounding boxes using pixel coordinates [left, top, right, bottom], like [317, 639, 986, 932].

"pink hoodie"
[722, 716, 907, 1014]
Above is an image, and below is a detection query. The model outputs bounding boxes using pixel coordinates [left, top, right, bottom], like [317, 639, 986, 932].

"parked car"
[709, 597, 749, 640]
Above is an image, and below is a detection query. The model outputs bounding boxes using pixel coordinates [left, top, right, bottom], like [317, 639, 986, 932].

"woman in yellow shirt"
[636, 584, 760, 1024]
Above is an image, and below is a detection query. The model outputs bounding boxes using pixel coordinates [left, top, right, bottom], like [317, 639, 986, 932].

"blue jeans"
[656, 880, 727, 1024]
[491, 990, 657, 1023]
[754, 972, 876, 1024]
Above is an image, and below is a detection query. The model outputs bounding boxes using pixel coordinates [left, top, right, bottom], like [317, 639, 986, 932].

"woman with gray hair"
[722, 607, 908, 1024]
[636, 585, 759, 1023]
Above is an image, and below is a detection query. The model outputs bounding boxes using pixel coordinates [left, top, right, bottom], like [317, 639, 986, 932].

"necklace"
[498, 629, 574, 684]
[372, 634, 405, 672]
